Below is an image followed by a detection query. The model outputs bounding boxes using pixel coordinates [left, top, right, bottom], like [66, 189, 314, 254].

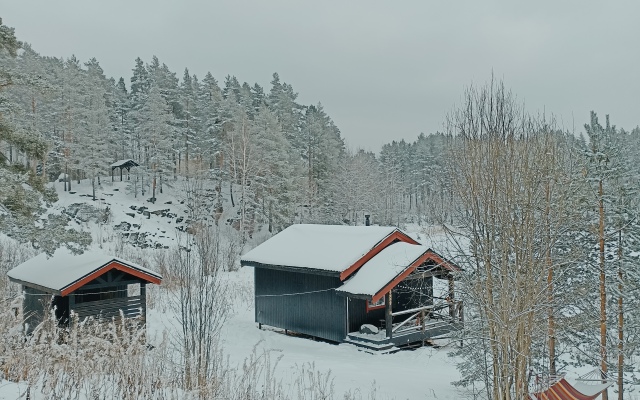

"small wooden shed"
[7, 249, 162, 333]
[241, 224, 462, 350]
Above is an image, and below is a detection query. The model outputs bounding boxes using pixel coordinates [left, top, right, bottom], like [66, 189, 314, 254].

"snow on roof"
[336, 242, 428, 298]
[241, 224, 400, 273]
[110, 159, 139, 168]
[7, 247, 162, 294]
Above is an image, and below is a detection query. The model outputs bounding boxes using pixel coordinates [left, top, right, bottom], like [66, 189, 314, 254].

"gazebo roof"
[110, 159, 139, 169]
[7, 248, 162, 296]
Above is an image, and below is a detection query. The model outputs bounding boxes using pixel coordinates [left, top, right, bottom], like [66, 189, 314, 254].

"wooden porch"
[345, 300, 463, 352]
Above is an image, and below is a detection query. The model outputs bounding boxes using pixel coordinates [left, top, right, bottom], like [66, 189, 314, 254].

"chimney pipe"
[365, 214, 371, 226]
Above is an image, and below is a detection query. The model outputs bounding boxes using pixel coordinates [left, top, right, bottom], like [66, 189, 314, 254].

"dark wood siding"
[254, 268, 346, 343]
[347, 298, 385, 332]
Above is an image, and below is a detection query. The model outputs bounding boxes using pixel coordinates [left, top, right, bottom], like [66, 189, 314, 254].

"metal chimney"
[365, 214, 371, 226]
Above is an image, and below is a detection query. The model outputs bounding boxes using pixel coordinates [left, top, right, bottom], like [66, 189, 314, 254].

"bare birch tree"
[445, 79, 577, 400]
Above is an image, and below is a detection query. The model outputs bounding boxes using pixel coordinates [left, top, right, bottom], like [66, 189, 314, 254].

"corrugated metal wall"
[254, 268, 347, 342]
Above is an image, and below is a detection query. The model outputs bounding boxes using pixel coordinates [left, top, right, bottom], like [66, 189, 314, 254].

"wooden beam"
[75, 279, 143, 291]
[403, 269, 450, 281]
[111, 271, 127, 283]
[385, 291, 393, 338]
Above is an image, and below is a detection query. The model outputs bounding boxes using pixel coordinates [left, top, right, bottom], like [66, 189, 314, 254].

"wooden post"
[385, 291, 393, 338]
[111, 167, 114, 182]
[448, 274, 455, 318]
[140, 282, 147, 323]
[421, 309, 425, 346]
[140, 282, 147, 341]
[68, 293, 75, 329]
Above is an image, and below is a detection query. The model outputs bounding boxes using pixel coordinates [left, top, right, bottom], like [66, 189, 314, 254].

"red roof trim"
[60, 260, 162, 296]
[425, 249, 462, 273]
[339, 230, 419, 281]
[533, 378, 609, 400]
[370, 250, 459, 304]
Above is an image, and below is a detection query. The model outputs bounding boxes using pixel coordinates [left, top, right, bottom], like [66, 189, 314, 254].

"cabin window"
[367, 297, 385, 311]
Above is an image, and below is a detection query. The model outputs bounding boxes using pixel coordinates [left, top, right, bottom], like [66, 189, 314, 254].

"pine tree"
[251, 106, 302, 231]
[583, 112, 618, 399]
[266, 73, 303, 153]
[300, 103, 344, 220]
[0, 18, 90, 254]
[129, 57, 150, 163]
[110, 77, 130, 160]
[139, 85, 173, 201]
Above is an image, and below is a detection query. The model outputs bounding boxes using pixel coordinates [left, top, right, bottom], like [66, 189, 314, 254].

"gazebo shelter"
[111, 159, 139, 181]
[7, 249, 162, 333]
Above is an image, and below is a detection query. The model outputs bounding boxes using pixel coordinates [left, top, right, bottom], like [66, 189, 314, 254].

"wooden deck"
[345, 301, 463, 352]
[345, 320, 462, 352]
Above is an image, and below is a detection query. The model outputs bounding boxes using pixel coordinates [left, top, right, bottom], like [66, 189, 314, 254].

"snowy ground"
[8, 178, 465, 399]
[2, 177, 626, 399]
[149, 267, 464, 400]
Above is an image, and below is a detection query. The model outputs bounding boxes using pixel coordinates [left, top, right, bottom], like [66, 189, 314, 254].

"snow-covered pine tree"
[266, 72, 303, 154]
[581, 112, 619, 400]
[300, 103, 344, 221]
[78, 58, 111, 200]
[251, 105, 302, 232]
[139, 85, 173, 202]
[110, 77, 130, 160]
[0, 18, 90, 255]
[129, 57, 150, 164]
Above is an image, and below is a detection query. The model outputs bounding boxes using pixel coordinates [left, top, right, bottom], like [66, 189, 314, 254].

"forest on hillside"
[0, 29, 455, 242]
[4, 17, 640, 399]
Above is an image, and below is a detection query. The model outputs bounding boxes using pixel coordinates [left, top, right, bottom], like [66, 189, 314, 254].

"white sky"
[3, 1, 640, 152]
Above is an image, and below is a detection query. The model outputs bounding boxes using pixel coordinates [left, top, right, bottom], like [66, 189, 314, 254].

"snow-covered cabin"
[241, 224, 462, 348]
[8, 249, 162, 333]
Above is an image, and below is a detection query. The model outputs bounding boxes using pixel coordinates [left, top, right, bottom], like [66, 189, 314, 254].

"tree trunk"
[546, 181, 556, 376]
[229, 180, 235, 208]
[598, 179, 608, 400]
[617, 228, 623, 400]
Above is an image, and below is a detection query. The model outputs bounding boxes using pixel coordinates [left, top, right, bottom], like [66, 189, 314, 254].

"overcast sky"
[3, 1, 639, 152]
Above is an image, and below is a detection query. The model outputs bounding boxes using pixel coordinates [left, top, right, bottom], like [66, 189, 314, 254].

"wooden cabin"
[7, 249, 162, 333]
[241, 224, 462, 350]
